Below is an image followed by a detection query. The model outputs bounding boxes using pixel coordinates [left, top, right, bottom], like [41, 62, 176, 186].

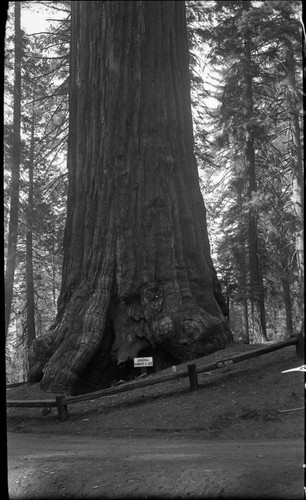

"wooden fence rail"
[7, 336, 302, 422]
[6, 382, 27, 388]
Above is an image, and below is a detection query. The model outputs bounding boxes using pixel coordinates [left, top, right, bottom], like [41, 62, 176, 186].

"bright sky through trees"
[7, 2, 55, 34]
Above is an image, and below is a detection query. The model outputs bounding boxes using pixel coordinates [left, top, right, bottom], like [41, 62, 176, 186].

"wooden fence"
[6, 381, 28, 388]
[7, 335, 303, 422]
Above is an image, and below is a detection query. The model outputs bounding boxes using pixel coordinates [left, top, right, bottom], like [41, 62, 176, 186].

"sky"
[21, 6, 49, 33]
[7, 1, 58, 34]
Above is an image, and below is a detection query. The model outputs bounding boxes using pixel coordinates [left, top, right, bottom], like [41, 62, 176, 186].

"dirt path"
[8, 432, 304, 499]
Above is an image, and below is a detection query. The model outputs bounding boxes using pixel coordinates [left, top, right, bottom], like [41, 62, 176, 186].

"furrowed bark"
[29, 1, 231, 395]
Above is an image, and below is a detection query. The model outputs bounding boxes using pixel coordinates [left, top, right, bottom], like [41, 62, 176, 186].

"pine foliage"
[4, 1, 70, 382]
[187, 0, 303, 342]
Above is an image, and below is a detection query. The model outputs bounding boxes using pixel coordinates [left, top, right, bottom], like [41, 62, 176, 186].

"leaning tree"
[29, 0, 232, 395]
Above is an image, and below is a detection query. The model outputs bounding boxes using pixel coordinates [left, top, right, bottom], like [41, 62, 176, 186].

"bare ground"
[6, 342, 305, 499]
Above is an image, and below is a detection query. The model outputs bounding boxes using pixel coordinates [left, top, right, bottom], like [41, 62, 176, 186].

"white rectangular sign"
[133, 357, 153, 367]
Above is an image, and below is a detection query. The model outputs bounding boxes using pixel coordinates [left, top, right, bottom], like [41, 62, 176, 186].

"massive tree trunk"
[29, 1, 231, 395]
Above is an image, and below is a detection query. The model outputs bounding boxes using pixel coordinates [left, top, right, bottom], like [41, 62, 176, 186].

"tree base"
[29, 307, 232, 396]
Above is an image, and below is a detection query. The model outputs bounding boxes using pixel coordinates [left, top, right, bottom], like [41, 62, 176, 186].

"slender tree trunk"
[26, 88, 36, 350]
[241, 245, 250, 343]
[51, 227, 57, 316]
[5, 1, 22, 341]
[237, 178, 249, 343]
[281, 276, 293, 337]
[244, 26, 267, 341]
[285, 42, 304, 335]
[29, 1, 231, 395]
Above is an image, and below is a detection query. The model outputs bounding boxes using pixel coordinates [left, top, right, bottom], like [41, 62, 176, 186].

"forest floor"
[6, 342, 305, 499]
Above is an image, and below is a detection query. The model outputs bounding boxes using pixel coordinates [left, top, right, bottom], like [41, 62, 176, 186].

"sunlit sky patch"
[8, 1, 59, 34]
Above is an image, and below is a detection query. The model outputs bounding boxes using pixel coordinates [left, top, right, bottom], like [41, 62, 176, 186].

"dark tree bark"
[29, 1, 231, 395]
[26, 88, 36, 350]
[238, 193, 249, 344]
[281, 275, 293, 337]
[240, 244, 250, 343]
[244, 21, 267, 341]
[5, 1, 22, 340]
[285, 41, 304, 335]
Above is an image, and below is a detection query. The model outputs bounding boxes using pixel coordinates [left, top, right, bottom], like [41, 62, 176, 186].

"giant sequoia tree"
[29, 1, 231, 395]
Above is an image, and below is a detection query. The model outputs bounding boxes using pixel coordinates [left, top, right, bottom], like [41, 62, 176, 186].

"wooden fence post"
[56, 396, 69, 422]
[188, 364, 198, 391]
